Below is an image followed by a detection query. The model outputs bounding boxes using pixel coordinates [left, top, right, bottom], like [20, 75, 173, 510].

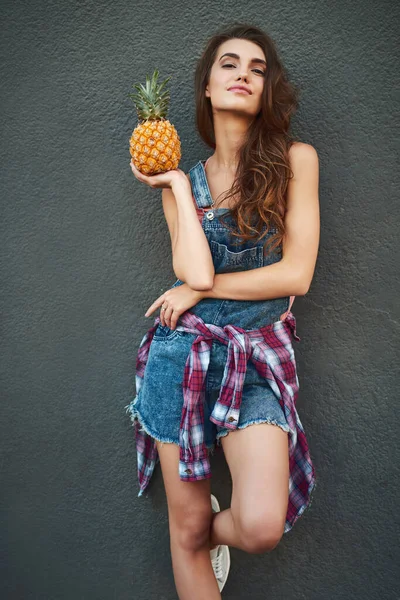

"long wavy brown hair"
[194, 22, 301, 256]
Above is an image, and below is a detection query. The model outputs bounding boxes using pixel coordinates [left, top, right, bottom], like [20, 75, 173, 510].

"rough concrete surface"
[1, 0, 399, 598]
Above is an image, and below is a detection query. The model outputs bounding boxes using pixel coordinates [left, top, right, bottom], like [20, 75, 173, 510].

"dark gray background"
[1, 0, 399, 598]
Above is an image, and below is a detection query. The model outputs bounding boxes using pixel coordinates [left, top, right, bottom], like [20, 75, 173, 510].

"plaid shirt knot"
[126, 309, 316, 533]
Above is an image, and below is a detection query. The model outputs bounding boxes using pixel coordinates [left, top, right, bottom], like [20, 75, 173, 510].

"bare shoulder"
[283, 142, 320, 294]
[288, 141, 319, 176]
[286, 141, 319, 209]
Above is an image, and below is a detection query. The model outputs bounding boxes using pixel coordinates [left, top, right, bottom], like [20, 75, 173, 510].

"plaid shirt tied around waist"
[126, 309, 317, 533]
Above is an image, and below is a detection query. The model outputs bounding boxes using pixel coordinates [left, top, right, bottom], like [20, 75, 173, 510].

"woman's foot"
[210, 494, 231, 592]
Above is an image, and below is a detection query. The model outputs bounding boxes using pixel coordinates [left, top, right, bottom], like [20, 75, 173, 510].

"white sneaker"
[210, 494, 231, 592]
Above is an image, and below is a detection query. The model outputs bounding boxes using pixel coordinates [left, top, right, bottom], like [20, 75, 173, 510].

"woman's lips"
[228, 87, 250, 95]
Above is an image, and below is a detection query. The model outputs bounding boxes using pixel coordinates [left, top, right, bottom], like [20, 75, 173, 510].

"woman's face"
[205, 38, 267, 118]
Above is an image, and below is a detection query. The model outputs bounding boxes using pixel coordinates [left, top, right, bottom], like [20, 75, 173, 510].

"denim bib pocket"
[210, 240, 264, 273]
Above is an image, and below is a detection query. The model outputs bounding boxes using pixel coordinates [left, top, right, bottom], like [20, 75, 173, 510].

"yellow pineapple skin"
[129, 119, 181, 175]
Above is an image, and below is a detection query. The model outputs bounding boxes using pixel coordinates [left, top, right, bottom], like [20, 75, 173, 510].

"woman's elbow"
[186, 274, 214, 291]
[173, 263, 214, 291]
[295, 275, 312, 296]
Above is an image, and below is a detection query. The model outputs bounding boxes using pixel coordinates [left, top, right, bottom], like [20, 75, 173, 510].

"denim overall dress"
[128, 159, 296, 451]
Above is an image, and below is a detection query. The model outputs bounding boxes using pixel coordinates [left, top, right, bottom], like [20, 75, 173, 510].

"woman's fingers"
[130, 160, 149, 183]
[169, 311, 179, 330]
[163, 305, 174, 328]
[144, 296, 175, 327]
[144, 295, 164, 317]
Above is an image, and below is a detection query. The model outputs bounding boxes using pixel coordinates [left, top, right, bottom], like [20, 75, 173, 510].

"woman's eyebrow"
[218, 52, 267, 66]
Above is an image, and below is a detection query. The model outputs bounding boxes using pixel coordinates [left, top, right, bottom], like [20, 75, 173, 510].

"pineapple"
[128, 69, 181, 175]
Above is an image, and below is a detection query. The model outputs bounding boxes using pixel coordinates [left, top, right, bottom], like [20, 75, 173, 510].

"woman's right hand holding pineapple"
[130, 160, 188, 190]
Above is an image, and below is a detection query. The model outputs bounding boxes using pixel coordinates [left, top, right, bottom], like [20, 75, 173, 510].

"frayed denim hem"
[125, 397, 180, 446]
[125, 398, 217, 456]
[215, 417, 291, 446]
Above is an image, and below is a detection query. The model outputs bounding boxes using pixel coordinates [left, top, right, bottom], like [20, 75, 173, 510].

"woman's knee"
[169, 503, 213, 552]
[234, 508, 286, 554]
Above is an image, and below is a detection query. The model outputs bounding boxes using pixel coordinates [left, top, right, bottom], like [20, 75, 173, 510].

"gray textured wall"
[1, 0, 399, 598]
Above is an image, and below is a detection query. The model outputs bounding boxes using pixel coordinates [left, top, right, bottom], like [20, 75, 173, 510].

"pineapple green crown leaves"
[128, 69, 172, 121]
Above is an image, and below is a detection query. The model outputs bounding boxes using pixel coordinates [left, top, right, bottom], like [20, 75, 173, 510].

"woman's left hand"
[144, 283, 205, 329]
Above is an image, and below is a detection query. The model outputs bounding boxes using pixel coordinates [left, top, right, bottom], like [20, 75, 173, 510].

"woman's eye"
[222, 64, 265, 75]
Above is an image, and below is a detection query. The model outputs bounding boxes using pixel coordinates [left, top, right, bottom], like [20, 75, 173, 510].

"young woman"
[126, 22, 319, 599]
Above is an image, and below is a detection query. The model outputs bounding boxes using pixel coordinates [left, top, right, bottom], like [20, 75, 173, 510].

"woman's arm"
[129, 161, 214, 291]
[162, 178, 215, 291]
[200, 143, 320, 301]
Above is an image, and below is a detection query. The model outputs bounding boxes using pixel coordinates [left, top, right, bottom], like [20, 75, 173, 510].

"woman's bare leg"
[209, 423, 289, 553]
[156, 440, 221, 600]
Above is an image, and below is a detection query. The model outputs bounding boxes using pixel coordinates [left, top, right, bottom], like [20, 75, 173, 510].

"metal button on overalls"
[206, 211, 214, 220]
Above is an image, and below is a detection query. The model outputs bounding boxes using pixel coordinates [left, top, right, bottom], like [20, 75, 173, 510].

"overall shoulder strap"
[188, 160, 213, 209]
